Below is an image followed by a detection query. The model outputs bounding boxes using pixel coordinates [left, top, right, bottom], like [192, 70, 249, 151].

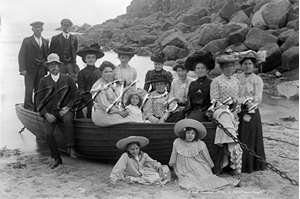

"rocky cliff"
[77, 0, 299, 76]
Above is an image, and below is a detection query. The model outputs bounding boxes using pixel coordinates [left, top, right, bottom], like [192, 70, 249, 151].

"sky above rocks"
[0, 0, 132, 25]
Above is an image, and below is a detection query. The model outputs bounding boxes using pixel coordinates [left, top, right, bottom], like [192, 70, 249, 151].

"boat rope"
[207, 112, 299, 186]
[18, 126, 25, 133]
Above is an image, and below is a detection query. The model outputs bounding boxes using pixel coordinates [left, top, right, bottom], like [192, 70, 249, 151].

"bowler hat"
[185, 51, 215, 71]
[44, 53, 62, 66]
[114, 46, 138, 56]
[30, 21, 44, 27]
[150, 51, 167, 63]
[77, 43, 105, 63]
[174, 119, 207, 139]
[116, 136, 149, 150]
[61, 18, 72, 25]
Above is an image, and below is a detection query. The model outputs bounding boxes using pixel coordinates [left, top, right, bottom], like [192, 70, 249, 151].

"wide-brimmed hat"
[150, 51, 167, 63]
[30, 21, 44, 27]
[77, 43, 105, 63]
[113, 46, 138, 56]
[44, 53, 62, 66]
[185, 51, 215, 71]
[61, 18, 72, 25]
[216, 49, 240, 64]
[174, 119, 207, 139]
[123, 88, 148, 105]
[116, 136, 149, 150]
[145, 73, 171, 85]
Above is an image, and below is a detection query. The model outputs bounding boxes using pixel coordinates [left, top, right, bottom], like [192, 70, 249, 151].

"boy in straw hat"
[110, 136, 170, 187]
[36, 53, 78, 169]
[169, 119, 240, 191]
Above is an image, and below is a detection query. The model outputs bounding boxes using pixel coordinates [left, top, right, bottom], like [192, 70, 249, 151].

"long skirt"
[238, 108, 266, 173]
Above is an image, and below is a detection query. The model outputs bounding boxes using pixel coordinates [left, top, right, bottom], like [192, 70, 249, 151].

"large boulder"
[262, 0, 292, 29]
[281, 46, 299, 71]
[228, 27, 250, 44]
[223, 23, 246, 38]
[188, 7, 208, 20]
[226, 42, 248, 52]
[160, 31, 187, 48]
[163, 45, 189, 60]
[219, 0, 240, 21]
[102, 29, 113, 39]
[244, 28, 278, 50]
[265, 27, 289, 37]
[201, 38, 230, 53]
[286, 19, 299, 31]
[197, 23, 224, 46]
[131, 18, 145, 27]
[174, 22, 191, 33]
[161, 21, 174, 31]
[278, 29, 296, 43]
[139, 35, 159, 46]
[251, 3, 269, 27]
[229, 10, 251, 25]
[280, 31, 299, 52]
[209, 2, 226, 16]
[242, 6, 255, 18]
[143, 11, 164, 24]
[181, 14, 200, 26]
[198, 16, 211, 26]
[259, 43, 282, 72]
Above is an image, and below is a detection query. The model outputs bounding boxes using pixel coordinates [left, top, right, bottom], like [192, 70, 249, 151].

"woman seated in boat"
[143, 51, 173, 92]
[113, 46, 138, 89]
[110, 136, 171, 187]
[76, 43, 104, 118]
[123, 88, 148, 123]
[142, 73, 183, 123]
[183, 51, 215, 122]
[168, 60, 195, 119]
[169, 119, 240, 191]
[235, 50, 266, 173]
[90, 61, 136, 127]
[210, 50, 243, 176]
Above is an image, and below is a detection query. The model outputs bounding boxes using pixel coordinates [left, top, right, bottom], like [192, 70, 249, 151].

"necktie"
[38, 38, 41, 47]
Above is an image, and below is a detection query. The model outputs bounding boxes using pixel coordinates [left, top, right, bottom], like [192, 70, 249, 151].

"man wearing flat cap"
[18, 21, 49, 111]
[49, 19, 79, 82]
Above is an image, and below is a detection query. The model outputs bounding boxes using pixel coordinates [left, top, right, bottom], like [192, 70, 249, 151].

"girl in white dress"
[123, 88, 147, 122]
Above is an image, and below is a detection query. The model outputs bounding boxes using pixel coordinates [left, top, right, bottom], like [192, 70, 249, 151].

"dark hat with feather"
[150, 51, 167, 63]
[185, 50, 215, 71]
[145, 73, 171, 84]
[77, 43, 105, 63]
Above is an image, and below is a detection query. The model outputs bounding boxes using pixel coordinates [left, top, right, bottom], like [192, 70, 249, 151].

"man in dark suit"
[36, 53, 77, 169]
[49, 19, 79, 82]
[18, 21, 49, 111]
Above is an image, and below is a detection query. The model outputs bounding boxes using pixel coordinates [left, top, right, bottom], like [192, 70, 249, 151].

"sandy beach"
[0, 117, 298, 199]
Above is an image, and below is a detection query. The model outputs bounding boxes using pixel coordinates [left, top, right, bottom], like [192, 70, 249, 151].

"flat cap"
[61, 18, 72, 25]
[30, 21, 44, 26]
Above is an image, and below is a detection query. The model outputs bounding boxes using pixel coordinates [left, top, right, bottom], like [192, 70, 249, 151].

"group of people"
[18, 19, 266, 190]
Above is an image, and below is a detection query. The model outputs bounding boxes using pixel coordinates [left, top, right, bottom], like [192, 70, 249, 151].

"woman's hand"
[158, 167, 165, 180]
[44, 113, 56, 123]
[117, 110, 130, 118]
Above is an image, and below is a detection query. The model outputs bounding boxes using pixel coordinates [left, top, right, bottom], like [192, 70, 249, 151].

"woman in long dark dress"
[235, 51, 266, 173]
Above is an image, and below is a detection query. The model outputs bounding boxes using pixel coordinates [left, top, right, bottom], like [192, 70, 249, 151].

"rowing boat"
[15, 103, 219, 166]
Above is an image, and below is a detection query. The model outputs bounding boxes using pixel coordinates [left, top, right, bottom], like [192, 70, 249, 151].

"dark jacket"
[18, 35, 49, 75]
[77, 65, 101, 99]
[49, 33, 78, 65]
[36, 74, 77, 116]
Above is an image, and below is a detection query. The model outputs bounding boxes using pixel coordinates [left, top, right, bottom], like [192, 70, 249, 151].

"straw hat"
[174, 119, 207, 139]
[44, 53, 62, 66]
[77, 43, 105, 63]
[215, 49, 240, 64]
[123, 88, 147, 105]
[113, 46, 138, 56]
[116, 136, 149, 150]
[185, 51, 215, 71]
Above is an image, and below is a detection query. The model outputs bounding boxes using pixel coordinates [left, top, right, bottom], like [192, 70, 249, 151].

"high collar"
[197, 75, 207, 82]
[86, 65, 95, 68]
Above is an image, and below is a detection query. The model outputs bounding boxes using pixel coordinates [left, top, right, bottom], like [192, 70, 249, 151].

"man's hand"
[59, 107, 70, 117]
[44, 113, 56, 123]
[20, 71, 27, 76]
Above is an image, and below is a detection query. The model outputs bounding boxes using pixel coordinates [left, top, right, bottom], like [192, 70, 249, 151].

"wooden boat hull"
[15, 104, 218, 164]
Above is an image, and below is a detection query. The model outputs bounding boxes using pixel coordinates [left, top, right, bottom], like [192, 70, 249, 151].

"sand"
[0, 118, 298, 199]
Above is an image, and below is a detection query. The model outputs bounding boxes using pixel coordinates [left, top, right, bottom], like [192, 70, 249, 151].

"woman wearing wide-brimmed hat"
[235, 50, 266, 173]
[76, 43, 104, 118]
[143, 51, 173, 92]
[123, 88, 148, 122]
[110, 136, 171, 187]
[169, 119, 240, 191]
[142, 73, 183, 123]
[184, 50, 215, 122]
[113, 46, 138, 88]
[210, 50, 243, 176]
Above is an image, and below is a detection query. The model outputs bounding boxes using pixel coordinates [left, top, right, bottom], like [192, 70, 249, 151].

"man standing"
[49, 18, 79, 82]
[18, 21, 49, 111]
[36, 53, 77, 169]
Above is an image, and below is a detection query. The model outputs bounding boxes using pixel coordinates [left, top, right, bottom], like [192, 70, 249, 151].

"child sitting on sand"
[169, 119, 240, 191]
[123, 88, 147, 122]
[110, 136, 171, 187]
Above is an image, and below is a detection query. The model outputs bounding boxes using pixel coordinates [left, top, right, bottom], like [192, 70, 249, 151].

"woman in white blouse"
[235, 51, 266, 173]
